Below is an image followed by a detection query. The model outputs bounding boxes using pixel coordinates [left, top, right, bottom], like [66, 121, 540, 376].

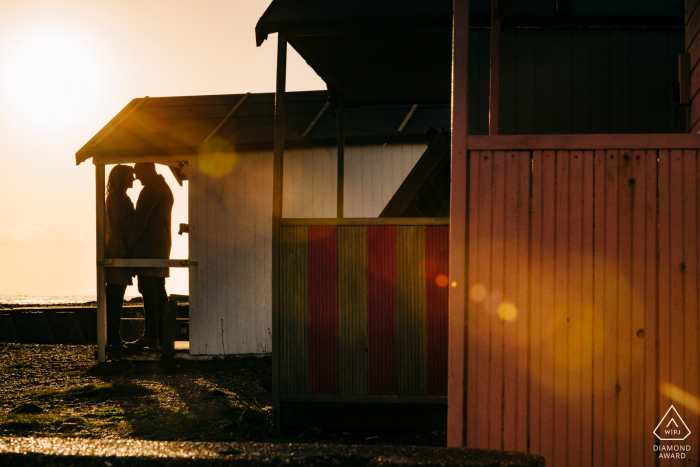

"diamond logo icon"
[654, 406, 691, 441]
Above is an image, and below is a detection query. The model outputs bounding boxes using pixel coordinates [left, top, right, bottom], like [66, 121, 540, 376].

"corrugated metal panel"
[280, 226, 309, 395]
[367, 226, 398, 395]
[338, 226, 368, 395]
[397, 226, 427, 396]
[425, 226, 449, 396]
[308, 226, 339, 395]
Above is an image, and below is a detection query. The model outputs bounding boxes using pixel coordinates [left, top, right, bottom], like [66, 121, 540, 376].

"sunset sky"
[0, 0, 324, 297]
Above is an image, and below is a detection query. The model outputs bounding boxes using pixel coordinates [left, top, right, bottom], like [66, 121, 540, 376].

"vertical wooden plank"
[282, 148, 301, 218]
[327, 147, 339, 218]
[391, 144, 404, 208]
[232, 156, 246, 354]
[205, 166, 219, 354]
[669, 150, 684, 426]
[242, 155, 256, 353]
[361, 146, 373, 217]
[475, 150, 493, 450]
[397, 226, 427, 396]
[592, 150, 606, 467]
[580, 150, 594, 467]
[590, 31, 611, 134]
[683, 150, 698, 458]
[338, 226, 368, 394]
[617, 150, 633, 467]
[515, 30, 535, 135]
[188, 158, 199, 355]
[381, 146, 394, 213]
[567, 150, 583, 467]
[262, 152, 274, 354]
[552, 31, 572, 134]
[225, 161, 238, 354]
[529, 150, 544, 457]
[553, 150, 569, 467]
[271, 36, 286, 430]
[449, 0, 469, 446]
[643, 150, 658, 467]
[310, 147, 323, 218]
[533, 30, 554, 135]
[502, 151, 519, 452]
[539, 150, 555, 467]
[95, 164, 106, 362]
[371, 145, 383, 217]
[367, 226, 398, 395]
[603, 149, 619, 466]
[571, 30, 591, 134]
[489, 150, 505, 451]
[308, 226, 338, 395]
[216, 163, 227, 354]
[198, 163, 210, 354]
[629, 31, 650, 134]
[610, 30, 631, 134]
[630, 150, 647, 467]
[657, 150, 672, 441]
[426, 225, 449, 396]
[515, 150, 530, 453]
[345, 146, 360, 218]
[300, 146, 313, 218]
[466, 151, 480, 447]
[280, 226, 309, 394]
[337, 96, 345, 218]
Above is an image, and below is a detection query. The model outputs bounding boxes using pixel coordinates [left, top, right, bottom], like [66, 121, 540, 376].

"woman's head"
[106, 165, 135, 195]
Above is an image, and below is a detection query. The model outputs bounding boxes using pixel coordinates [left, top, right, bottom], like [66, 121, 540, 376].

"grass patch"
[0, 414, 55, 432]
[1, 381, 155, 404]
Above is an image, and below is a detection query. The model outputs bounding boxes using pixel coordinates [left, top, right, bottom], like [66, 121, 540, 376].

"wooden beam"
[95, 165, 106, 362]
[93, 155, 194, 165]
[103, 259, 193, 268]
[489, 0, 501, 135]
[202, 92, 250, 143]
[281, 395, 447, 404]
[397, 104, 419, 132]
[272, 32, 287, 432]
[280, 218, 450, 226]
[337, 95, 345, 218]
[302, 101, 330, 137]
[448, 0, 469, 449]
[465, 133, 700, 150]
[187, 169, 198, 358]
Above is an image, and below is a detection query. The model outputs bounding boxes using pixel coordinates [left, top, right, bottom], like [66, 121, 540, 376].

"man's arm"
[127, 186, 159, 252]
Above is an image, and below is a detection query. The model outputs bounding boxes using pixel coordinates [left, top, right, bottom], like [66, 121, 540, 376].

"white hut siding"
[190, 143, 425, 355]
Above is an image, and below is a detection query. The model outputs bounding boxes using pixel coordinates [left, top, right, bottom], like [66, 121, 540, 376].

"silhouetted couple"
[105, 162, 174, 349]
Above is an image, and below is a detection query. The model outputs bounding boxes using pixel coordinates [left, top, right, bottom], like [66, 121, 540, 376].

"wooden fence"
[278, 220, 449, 400]
[464, 147, 700, 467]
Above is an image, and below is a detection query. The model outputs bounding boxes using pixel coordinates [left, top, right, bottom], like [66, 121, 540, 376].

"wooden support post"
[272, 32, 287, 431]
[337, 94, 345, 218]
[489, 0, 500, 135]
[95, 164, 106, 363]
[188, 162, 198, 356]
[448, 0, 469, 448]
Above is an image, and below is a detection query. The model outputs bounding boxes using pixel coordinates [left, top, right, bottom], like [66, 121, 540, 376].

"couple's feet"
[107, 336, 160, 350]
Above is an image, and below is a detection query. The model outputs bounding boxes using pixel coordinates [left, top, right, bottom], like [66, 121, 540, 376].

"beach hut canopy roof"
[255, 0, 682, 106]
[75, 90, 449, 165]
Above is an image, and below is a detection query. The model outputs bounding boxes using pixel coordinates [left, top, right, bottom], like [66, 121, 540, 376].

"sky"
[0, 0, 325, 297]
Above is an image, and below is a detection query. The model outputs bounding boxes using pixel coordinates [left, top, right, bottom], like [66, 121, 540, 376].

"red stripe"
[426, 226, 449, 396]
[367, 226, 398, 395]
[308, 226, 338, 395]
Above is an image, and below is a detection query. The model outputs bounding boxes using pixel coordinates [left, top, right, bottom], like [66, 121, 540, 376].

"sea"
[0, 295, 137, 306]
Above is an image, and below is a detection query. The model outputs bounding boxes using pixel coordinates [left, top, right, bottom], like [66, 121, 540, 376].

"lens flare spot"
[451, 281, 457, 288]
[497, 302, 518, 322]
[435, 274, 449, 287]
[661, 382, 700, 414]
[469, 284, 487, 302]
[198, 137, 238, 177]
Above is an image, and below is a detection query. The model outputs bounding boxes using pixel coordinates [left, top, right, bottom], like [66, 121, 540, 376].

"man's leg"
[137, 275, 167, 345]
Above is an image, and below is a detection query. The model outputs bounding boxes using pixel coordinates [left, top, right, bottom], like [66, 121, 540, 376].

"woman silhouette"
[105, 165, 135, 347]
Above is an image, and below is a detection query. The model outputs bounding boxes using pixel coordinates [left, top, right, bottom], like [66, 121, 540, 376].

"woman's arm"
[107, 195, 130, 257]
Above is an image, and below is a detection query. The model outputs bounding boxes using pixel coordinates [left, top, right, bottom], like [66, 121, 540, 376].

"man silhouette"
[127, 162, 174, 348]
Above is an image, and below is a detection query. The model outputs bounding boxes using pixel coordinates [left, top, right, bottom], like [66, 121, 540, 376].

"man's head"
[134, 163, 157, 185]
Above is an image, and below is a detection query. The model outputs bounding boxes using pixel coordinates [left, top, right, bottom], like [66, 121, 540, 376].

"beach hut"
[76, 90, 450, 362]
[257, 0, 700, 461]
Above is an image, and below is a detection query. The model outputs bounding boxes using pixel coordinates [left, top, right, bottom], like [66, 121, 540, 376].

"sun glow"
[1, 29, 105, 131]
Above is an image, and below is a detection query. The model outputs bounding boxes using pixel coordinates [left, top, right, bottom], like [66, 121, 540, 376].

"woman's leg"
[106, 283, 127, 346]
